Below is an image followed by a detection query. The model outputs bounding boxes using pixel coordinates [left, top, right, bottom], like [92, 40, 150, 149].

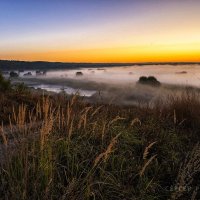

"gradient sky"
[1, 0, 200, 62]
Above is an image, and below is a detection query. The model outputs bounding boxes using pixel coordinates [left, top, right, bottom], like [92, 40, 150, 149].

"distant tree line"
[0, 60, 135, 71]
[1, 60, 199, 71]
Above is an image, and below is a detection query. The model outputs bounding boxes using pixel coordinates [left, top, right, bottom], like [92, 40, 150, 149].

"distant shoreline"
[0, 60, 200, 71]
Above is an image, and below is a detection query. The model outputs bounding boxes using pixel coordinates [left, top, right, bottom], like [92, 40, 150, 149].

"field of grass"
[0, 76, 200, 199]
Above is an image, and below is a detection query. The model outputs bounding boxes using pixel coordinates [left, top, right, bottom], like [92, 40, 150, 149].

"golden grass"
[171, 143, 200, 200]
[140, 155, 157, 177]
[94, 133, 121, 167]
[143, 141, 157, 160]
[0, 122, 7, 146]
[1, 90, 200, 199]
[130, 118, 141, 126]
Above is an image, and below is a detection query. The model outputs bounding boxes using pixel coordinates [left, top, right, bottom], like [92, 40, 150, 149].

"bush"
[139, 76, 148, 82]
[10, 71, 19, 78]
[0, 71, 11, 92]
[13, 82, 30, 95]
[76, 71, 83, 76]
[138, 76, 161, 87]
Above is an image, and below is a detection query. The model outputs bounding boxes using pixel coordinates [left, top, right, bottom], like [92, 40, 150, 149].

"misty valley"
[3, 63, 200, 105]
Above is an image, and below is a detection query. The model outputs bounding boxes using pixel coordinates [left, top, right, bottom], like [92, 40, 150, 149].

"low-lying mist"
[9, 64, 200, 106]
[18, 76, 200, 107]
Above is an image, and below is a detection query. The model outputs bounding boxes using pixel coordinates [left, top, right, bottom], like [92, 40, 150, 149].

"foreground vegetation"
[0, 74, 200, 199]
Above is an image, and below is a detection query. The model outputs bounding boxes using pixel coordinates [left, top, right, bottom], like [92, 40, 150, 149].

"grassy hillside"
[0, 77, 200, 199]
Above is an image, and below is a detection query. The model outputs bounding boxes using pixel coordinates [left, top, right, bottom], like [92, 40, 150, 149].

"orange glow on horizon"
[1, 43, 200, 63]
[1, 1, 200, 63]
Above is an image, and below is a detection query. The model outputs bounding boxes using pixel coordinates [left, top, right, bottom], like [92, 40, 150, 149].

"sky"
[0, 0, 200, 63]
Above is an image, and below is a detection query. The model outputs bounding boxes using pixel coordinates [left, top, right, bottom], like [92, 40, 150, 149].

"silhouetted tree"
[138, 76, 161, 87]
[10, 71, 19, 78]
[76, 72, 83, 76]
[0, 71, 11, 92]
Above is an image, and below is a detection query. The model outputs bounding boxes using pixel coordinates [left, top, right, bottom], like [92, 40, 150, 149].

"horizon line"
[1, 59, 200, 65]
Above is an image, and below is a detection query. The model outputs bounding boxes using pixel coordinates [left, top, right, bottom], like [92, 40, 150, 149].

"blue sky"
[1, 0, 200, 62]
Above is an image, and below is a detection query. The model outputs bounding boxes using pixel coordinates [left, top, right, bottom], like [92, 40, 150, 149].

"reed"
[140, 155, 157, 177]
[0, 122, 7, 146]
[94, 133, 121, 167]
[143, 141, 157, 160]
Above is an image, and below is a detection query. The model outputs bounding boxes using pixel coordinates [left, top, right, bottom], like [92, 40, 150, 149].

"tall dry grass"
[1, 90, 200, 199]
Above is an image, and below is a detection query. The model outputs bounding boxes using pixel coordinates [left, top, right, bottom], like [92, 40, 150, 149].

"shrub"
[23, 72, 32, 76]
[0, 71, 11, 92]
[138, 76, 161, 87]
[13, 82, 30, 95]
[76, 71, 83, 76]
[10, 71, 19, 78]
[139, 76, 148, 82]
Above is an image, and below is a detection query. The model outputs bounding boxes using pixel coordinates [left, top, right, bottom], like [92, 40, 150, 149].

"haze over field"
[3, 64, 199, 106]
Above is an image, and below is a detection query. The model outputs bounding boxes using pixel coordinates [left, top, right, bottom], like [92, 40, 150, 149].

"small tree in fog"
[0, 72, 11, 92]
[138, 76, 161, 87]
